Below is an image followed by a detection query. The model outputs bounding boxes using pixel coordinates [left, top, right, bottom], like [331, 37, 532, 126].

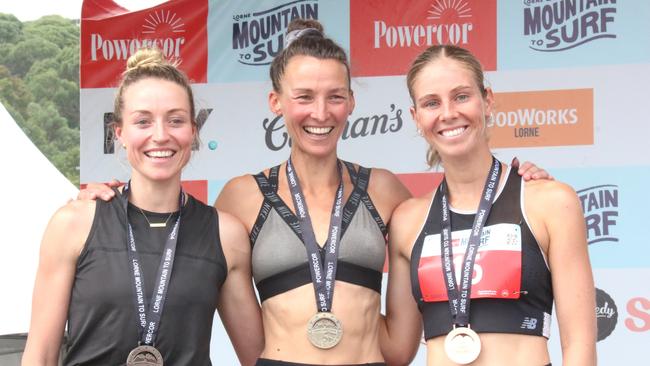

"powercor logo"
[595, 287, 618, 341]
[350, 0, 496, 76]
[80, 0, 207, 88]
[231, 0, 318, 66]
[90, 10, 187, 62]
[577, 184, 618, 245]
[487, 89, 593, 148]
[374, 0, 474, 49]
[523, 0, 617, 52]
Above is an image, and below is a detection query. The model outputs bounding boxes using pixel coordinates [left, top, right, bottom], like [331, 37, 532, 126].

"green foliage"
[0, 13, 22, 44]
[0, 13, 79, 186]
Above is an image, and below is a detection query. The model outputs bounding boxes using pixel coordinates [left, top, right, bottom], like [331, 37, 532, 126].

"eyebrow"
[129, 108, 189, 115]
[291, 87, 349, 94]
[416, 85, 473, 103]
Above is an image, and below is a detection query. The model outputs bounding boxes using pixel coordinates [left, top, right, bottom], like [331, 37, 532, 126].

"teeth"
[441, 127, 466, 137]
[304, 126, 333, 135]
[146, 150, 173, 158]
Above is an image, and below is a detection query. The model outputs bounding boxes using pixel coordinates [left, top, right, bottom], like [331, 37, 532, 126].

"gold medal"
[126, 344, 164, 366]
[444, 326, 481, 364]
[307, 312, 343, 349]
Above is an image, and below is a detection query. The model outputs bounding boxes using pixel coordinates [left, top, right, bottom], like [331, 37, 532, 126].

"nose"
[310, 98, 328, 122]
[152, 120, 169, 142]
[439, 100, 458, 122]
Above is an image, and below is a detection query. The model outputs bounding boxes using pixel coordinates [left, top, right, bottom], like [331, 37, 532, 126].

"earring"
[417, 128, 423, 136]
[122, 143, 126, 149]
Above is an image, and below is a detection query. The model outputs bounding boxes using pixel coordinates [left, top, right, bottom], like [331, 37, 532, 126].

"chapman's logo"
[90, 10, 187, 62]
[595, 288, 618, 341]
[263, 103, 404, 151]
[523, 0, 617, 52]
[577, 184, 618, 245]
[231, 0, 318, 66]
[487, 89, 593, 148]
[374, 0, 474, 49]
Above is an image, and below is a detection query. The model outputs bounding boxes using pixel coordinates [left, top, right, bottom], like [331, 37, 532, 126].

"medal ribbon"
[122, 181, 184, 346]
[286, 158, 344, 313]
[440, 157, 500, 327]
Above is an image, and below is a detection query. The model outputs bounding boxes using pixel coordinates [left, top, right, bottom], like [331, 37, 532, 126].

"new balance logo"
[520, 317, 538, 330]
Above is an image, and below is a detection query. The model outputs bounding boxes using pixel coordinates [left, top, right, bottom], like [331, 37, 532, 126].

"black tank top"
[410, 167, 554, 340]
[64, 194, 227, 365]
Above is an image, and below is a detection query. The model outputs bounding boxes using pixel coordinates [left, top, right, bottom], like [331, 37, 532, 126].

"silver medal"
[307, 312, 343, 349]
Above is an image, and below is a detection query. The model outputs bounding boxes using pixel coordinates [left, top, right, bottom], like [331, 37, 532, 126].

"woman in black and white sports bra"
[382, 45, 597, 366]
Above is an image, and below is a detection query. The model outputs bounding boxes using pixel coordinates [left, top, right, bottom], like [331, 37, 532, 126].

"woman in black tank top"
[382, 45, 597, 365]
[22, 48, 263, 366]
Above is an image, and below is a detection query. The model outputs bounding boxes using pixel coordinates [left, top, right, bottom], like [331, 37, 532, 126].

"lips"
[439, 126, 467, 137]
[303, 126, 334, 136]
[144, 149, 175, 158]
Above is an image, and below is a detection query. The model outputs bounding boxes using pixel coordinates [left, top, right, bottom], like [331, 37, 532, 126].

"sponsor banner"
[497, 0, 650, 69]
[207, 0, 350, 83]
[80, 0, 208, 88]
[488, 89, 593, 148]
[547, 269, 650, 365]
[486, 64, 650, 168]
[350, 0, 496, 77]
[551, 166, 650, 268]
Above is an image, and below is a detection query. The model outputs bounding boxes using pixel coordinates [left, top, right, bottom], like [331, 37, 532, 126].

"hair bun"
[284, 18, 324, 48]
[125, 48, 170, 74]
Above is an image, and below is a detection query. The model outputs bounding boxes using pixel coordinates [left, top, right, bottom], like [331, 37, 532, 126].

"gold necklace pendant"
[138, 207, 174, 228]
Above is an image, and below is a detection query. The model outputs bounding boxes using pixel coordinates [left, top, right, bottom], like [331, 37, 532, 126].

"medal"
[435, 157, 501, 361]
[307, 311, 343, 349]
[285, 159, 347, 349]
[444, 326, 481, 364]
[126, 345, 164, 366]
[122, 183, 185, 364]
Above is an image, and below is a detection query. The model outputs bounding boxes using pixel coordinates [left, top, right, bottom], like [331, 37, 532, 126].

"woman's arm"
[216, 210, 264, 366]
[526, 180, 597, 366]
[380, 198, 425, 366]
[22, 201, 95, 366]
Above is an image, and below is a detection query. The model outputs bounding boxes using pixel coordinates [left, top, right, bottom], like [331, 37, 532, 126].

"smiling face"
[410, 57, 493, 162]
[269, 55, 354, 159]
[114, 77, 195, 185]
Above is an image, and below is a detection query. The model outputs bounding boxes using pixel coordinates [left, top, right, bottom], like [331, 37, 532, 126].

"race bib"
[418, 223, 522, 302]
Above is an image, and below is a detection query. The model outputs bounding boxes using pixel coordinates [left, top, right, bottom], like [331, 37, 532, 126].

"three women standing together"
[23, 17, 595, 366]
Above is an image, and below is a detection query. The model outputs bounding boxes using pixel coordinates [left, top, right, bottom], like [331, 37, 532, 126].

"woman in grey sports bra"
[216, 18, 411, 366]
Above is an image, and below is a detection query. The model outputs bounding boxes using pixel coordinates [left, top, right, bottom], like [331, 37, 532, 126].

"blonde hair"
[406, 45, 488, 168]
[113, 48, 196, 126]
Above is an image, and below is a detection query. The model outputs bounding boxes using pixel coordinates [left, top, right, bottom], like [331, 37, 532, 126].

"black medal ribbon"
[122, 181, 184, 346]
[439, 156, 501, 327]
[286, 158, 344, 312]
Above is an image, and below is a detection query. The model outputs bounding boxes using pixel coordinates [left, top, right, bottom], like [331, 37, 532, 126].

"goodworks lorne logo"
[523, 0, 617, 52]
[91, 10, 187, 61]
[231, 0, 318, 66]
[595, 287, 618, 342]
[374, 0, 474, 49]
[577, 184, 618, 245]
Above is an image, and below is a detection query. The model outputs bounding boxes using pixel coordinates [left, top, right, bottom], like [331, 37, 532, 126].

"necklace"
[137, 207, 175, 228]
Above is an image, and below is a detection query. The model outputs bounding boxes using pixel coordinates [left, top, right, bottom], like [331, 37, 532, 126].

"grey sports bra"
[250, 161, 387, 302]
